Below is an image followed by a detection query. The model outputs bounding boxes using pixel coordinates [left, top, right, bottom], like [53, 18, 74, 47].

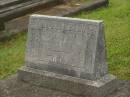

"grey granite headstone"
[18, 14, 118, 97]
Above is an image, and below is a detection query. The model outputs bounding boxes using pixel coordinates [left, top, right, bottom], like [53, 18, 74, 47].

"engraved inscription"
[25, 15, 106, 79]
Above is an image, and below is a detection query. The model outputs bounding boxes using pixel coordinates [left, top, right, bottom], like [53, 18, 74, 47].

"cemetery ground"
[0, 0, 130, 82]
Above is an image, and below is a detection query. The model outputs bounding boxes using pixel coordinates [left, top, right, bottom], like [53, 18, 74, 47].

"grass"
[0, 33, 26, 79]
[0, 0, 130, 80]
[75, 0, 130, 80]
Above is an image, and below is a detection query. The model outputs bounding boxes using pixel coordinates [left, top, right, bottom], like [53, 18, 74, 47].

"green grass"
[75, 0, 130, 80]
[0, 33, 26, 79]
[0, 0, 130, 80]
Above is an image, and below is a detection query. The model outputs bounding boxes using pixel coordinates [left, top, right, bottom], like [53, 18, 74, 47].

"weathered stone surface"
[0, 75, 79, 97]
[18, 15, 117, 97]
[0, 0, 61, 20]
[4, 15, 29, 33]
[25, 15, 108, 80]
[18, 66, 118, 97]
[0, 0, 18, 7]
[0, 75, 130, 97]
[0, 0, 108, 39]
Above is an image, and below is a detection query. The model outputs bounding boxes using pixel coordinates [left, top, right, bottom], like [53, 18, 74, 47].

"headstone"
[25, 14, 108, 80]
[18, 14, 118, 97]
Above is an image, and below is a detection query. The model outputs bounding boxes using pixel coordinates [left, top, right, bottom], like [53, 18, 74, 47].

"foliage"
[75, 0, 130, 80]
[0, 0, 130, 80]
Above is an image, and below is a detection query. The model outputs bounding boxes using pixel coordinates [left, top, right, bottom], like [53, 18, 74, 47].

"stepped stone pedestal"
[18, 15, 118, 97]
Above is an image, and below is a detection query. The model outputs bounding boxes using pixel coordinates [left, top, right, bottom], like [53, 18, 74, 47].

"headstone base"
[18, 66, 118, 97]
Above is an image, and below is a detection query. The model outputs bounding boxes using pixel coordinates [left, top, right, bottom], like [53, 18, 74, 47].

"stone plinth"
[18, 15, 118, 97]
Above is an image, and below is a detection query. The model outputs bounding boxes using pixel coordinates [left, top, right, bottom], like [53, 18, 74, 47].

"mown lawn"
[75, 0, 130, 80]
[0, 33, 26, 79]
[0, 0, 130, 80]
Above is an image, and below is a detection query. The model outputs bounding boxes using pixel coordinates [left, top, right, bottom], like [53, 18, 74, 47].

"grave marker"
[18, 14, 118, 97]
